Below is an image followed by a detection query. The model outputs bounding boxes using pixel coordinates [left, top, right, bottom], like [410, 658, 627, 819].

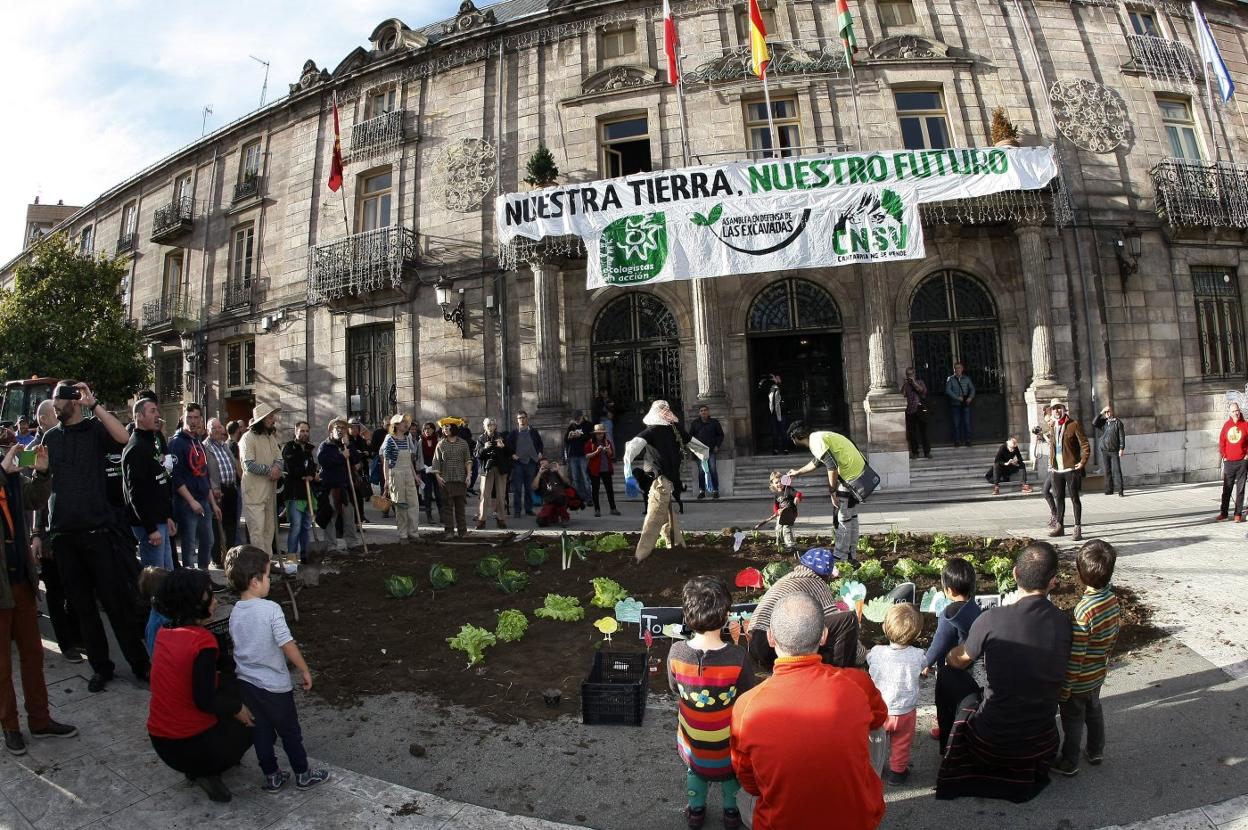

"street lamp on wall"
[435, 276, 466, 338]
[1116, 228, 1142, 281]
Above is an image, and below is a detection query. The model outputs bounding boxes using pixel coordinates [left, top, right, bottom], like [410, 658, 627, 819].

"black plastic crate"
[581, 651, 647, 726]
[205, 617, 234, 664]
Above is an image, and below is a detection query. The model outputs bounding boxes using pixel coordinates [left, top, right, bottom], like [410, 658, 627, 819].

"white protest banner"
[495, 147, 1059, 288]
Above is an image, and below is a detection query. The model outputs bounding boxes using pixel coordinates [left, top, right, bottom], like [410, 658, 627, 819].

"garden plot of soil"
[293, 531, 1165, 723]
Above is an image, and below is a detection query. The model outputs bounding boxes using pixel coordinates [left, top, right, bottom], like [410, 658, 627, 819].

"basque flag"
[1193, 1, 1234, 102]
[748, 0, 770, 78]
[328, 92, 344, 192]
[663, 0, 680, 84]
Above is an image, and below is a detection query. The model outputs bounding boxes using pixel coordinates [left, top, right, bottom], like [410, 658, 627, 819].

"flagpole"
[761, 68, 780, 159]
[1198, 14, 1224, 162]
[676, 55, 692, 166]
[846, 54, 864, 152]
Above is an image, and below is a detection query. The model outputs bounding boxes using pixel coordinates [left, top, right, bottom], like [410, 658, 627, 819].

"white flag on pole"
[1193, 1, 1235, 102]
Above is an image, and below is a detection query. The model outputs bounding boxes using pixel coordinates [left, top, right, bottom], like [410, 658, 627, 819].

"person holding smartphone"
[474, 418, 511, 530]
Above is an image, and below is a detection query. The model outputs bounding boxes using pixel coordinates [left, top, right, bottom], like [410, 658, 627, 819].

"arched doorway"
[747, 278, 848, 451]
[591, 292, 683, 444]
[909, 270, 1005, 445]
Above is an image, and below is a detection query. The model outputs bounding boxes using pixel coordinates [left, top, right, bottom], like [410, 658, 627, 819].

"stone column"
[691, 277, 726, 401]
[861, 264, 910, 489]
[1016, 224, 1056, 383]
[1015, 225, 1068, 432]
[530, 257, 564, 410]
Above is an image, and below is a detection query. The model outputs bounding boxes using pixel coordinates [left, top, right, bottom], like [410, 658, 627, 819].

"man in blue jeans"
[565, 410, 592, 504]
[508, 410, 543, 518]
[123, 398, 175, 569]
[945, 363, 976, 447]
[169, 403, 220, 570]
[689, 404, 725, 499]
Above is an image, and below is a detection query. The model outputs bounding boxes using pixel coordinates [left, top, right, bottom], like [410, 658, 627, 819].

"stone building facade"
[5, 0, 1248, 491]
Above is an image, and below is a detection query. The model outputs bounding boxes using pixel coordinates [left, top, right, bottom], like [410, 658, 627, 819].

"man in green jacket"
[0, 437, 78, 755]
[786, 423, 868, 562]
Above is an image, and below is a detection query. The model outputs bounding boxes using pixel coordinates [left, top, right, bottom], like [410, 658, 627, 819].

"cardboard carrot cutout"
[728, 619, 742, 645]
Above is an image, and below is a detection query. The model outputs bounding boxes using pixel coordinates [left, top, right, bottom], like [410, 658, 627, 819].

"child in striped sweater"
[1054, 539, 1122, 776]
[667, 576, 757, 829]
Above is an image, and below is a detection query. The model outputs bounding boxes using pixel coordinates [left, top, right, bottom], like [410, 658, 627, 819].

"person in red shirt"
[731, 593, 886, 830]
[1217, 402, 1248, 521]
[148, 569, 254, 803]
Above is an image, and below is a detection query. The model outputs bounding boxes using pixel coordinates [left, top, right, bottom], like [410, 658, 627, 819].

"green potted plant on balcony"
[990, 107, 1021, 147]
[524, 142, 560, 189]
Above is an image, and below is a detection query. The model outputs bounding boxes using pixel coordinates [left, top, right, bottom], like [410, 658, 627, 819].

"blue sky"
[2, 0, 465, 260]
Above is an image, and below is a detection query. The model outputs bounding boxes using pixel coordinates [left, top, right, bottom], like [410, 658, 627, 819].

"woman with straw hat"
[380, 415, 421, 541]
[238, 402, 283, 556]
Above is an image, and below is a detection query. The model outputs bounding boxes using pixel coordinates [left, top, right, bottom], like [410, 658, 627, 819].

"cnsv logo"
[832, 189, 910, 258]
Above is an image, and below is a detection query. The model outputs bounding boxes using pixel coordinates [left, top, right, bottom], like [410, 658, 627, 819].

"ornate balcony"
[1124, 34, 1202, 82]
[141, 293, 191, 330]
[922, 181, 1072, 227]
[348, 110, 405, 159]
[150, 196, 193, 243]
[1151, 158, 1248, 228]
[232, 174, 261, 204]
[115, 233, 136, 255]
[223, 278, 253, 310]
[308, 226, 419, 303]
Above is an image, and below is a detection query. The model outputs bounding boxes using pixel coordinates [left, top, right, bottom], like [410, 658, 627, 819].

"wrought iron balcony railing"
[1151, 158, 1248, 228]
[151, 196, 194, 242]
[308, 226, 419, 303]
[141, 293, 189, 329]
[349, 110, 405, 156]
[115, 233, 136, 255]
[223, 278, 253, 310]
[1125, 34, 1202, 82]
[232, 174, 261, 203]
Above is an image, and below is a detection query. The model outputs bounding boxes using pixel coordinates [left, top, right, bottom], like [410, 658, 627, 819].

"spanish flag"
[327, 93, 344, 192]
[748, 0, 770, 78]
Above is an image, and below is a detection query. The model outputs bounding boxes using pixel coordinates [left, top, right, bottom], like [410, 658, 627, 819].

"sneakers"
[723, 807, 742, 830]
[1236, 514, 1245, 523]
[1216, 513, 1229, 521]
[696, 491, 706, 500]
[61, 647, 84, 663]
[594, 509, 601, 517]
[87, 671, 113, 693]
[1083, 750, 1103, 766]
[1051, 758, 1079, 777]
[262, 770, 292, 793]
[610, 509, 621, 515]
[1021, 484, 1033, 494]
[4, 731, 25, 756]
[1047, 525, 1065, 537]
[475, 520, 486, 530]
[334, 538, 347, 552]
[30, 720, 77, 740]
[685, 805, 706, 829]
[712, 492, 720, 500]
[296, 769, 331, 789]
[1072, 526, 1083, 542]
[882, 767, 911, 784]
[992, 485, 1000, 496]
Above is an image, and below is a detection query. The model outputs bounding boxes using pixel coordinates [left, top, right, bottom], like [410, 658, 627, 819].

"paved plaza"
[0, 481, 1243, 829]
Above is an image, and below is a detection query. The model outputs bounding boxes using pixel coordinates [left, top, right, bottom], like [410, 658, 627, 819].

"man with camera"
[40, 381, 150, 693]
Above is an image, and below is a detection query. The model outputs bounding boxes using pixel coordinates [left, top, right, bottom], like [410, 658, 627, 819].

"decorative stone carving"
[368, 18, 429, 52]
[436, 138, 497, 213]
[867, 35, 951, 60]
[442, 1, 497, 35]
[289, 60, 329, 94]
[582, 65, 657, 94]
[684, 42, 847, 85]
[1049, 79, 1130, 154]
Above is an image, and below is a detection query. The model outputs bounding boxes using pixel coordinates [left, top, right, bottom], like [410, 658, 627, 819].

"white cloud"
[0, 0, 464, 260]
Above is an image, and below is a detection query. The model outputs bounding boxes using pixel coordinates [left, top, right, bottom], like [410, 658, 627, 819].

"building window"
[174, 173, 192, 205]
[163, 252, 183, 299]
[1193, 268, 1244, 379]
[879, 0, 917, 27]
[896, 89, 951, 150]
[241, 140, 262, 180]
[1158, 97, 1202, 161]
[226, 339, 256, 389]
[601, 25, 637, 58]
[735, 5, 778, 41]
[358, 169, 393, 232]
[231, 224, 255, 286]
[122, 202, 137, 237]
[79, 225, 93, 254]
[601, 116, 652, 178]
[1128, 9, 1160, 36]
[157, 354, 183, 403]
[745, 97, 802, 158]
[365, 87, 397, 119]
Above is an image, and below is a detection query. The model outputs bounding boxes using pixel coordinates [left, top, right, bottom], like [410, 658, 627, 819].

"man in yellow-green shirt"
[786, 424, 867, 562]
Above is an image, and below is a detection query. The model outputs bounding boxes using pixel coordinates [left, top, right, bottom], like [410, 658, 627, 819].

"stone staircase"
[720, 445, 1068, 504]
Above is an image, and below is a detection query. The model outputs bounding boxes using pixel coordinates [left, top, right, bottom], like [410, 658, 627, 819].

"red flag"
[328, 93, 344, 192]
[663, 0, 680, 84]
